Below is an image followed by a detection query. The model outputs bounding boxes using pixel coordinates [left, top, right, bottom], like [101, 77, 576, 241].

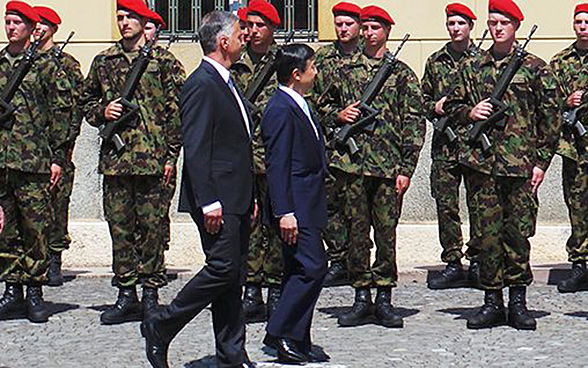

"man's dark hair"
[275, 43, 315, 85]
[198, 11, 238, 55]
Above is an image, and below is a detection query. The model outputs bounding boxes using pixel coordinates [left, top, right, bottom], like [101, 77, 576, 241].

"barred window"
[147, 0, 317, 40]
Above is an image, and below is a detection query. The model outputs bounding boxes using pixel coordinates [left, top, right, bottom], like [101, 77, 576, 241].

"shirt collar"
[203, 55, 231, 83]
[278, 85, 307, 111]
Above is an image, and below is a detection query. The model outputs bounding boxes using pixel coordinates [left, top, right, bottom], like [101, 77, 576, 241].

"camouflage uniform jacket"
[421, 42, 475, 162]
[311, 40, 362, 132]
[231, 43, 279, 174]
[0, 46, 71, 176]
[328, 50, 426, 179]
[447, 48, 560, 178]
[81, 42, 185, 176]
[44, 45, 84, 162]
[550, 43, 588, 164]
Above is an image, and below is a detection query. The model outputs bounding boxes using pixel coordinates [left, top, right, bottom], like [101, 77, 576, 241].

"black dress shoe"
[307, 349, 330, 363]
[141, 318, 170, 368]
[275, 337, 308, 364]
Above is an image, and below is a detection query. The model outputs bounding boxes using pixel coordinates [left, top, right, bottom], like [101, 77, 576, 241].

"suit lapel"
[278, 90, 323, 158]
[202, 61, 250, 139]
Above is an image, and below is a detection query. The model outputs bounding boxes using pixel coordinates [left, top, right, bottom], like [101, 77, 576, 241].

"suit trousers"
[155, 212, 250, 368]
[266, 226, 327, 353]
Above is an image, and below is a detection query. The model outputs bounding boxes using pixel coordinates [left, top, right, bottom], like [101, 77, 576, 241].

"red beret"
[117, 0, 152, 19]
[237, 7, 248, 22]
[446, 3, 477, 21]
[33, 6, 61, 26]
[360, 5, 395, 25]
[247, 0, 281, 26]
[5, 1, 40, 23]
[148, 10, 166, 29]
[332, 2, 361, 18]
[489, 0, 524, 22]
[575, 3, 588, 15]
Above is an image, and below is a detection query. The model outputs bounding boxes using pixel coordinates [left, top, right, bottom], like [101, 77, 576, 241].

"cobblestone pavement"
[1, 276, 588, 368]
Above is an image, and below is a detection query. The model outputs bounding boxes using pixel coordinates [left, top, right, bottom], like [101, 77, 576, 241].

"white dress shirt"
[278, 84, 320, 140]
[201, 56, 251, 214]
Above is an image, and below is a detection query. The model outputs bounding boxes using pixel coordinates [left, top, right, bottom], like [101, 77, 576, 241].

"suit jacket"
[178, 60, 254, 215]
[262, 88, 327, 229]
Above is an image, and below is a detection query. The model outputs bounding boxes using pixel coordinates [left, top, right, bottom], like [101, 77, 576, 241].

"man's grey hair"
[198, 11, 239, 55]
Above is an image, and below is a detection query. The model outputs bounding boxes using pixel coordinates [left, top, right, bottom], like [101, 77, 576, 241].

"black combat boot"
[338, 288, 374, 326]
[243, 284, 266, 323]
[100, 286, 143, 325]
[467, 261, 482, 288]
[427, 261, 467, 289]
[467, 290, 507, 329]
[26, 286, 49, 323]
[557, 261, 588, 293]
[266, 286, 281, 320]
[0, 283, 25, 319]
[47, 252, 64, 287]
[323, 261, 349, 287]
[374, 287, 403, 328]
[142, 287, 159, 319]
[508, 286, 536, 330]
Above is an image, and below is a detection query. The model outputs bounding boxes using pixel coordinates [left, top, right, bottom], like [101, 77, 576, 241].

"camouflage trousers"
[464, 169, 536, 290]
[246, 174, 283, 287]
[430, 159, 480, 263]
[562, 157, 588, 262]
[103, 175, 168, 289]
[324, 168, 351, 264]
[0, 169, 52, 285]
[49, 162, 75, 254]
[345, 174, 400, 289]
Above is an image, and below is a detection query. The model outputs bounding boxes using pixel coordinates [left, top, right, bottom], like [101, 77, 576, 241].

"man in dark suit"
[140, 11, 256, 368]
[261, 44, 329, 364]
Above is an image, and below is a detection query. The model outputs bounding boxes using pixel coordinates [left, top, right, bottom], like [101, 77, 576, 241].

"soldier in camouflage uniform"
[0, 1, 73, 323]
[33, 6, 84, 287]
[81, 0, 185, 325]
[550, 4, 588, 293]
[422, 3, 481, 290]
[333, 6, 426, 328]
[446, 0, 560, 330]
[231, 0, 283, 323]
[312, 1, 362, 288]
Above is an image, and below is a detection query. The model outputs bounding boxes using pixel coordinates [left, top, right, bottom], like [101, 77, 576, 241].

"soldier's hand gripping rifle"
[331, 34, 410, 155]
[98, 26, 161, 152]
[432, 30, 489, 143]
[0, 31, 47, 129]
[243, 30, 295, 116]
[562, 94, 588, 140]
[467, 25, 538, 152]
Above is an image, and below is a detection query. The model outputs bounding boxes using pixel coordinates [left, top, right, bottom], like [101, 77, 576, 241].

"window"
[146, 0, 317, 40]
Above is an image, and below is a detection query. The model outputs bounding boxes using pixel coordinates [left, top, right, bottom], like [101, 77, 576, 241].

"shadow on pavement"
[318, 306, 419, 319]
[184, 354, 217, 367]
[564, 311, 588, 319]
[46, 301, 80, 316]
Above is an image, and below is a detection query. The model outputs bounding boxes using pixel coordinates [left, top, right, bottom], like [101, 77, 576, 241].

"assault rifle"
[98, 25, 161, 152]
[0, 31, 47, 129]
[53, 31, 75, 59]
[243, 30, 295, 116]
[432, 30, 489, 144]
[330, 34, 410, 155]
[467, 25, 538, 152]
